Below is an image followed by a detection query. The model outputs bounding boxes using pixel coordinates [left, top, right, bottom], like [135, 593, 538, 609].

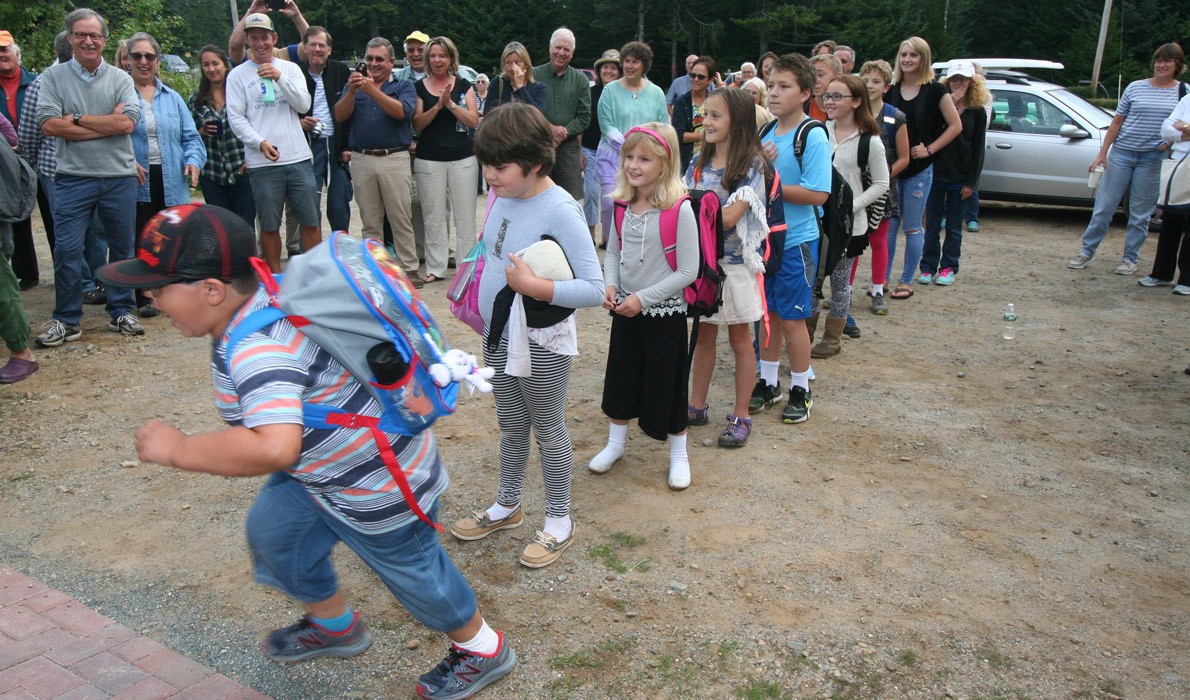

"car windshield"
[1048, 88, 1113, 129]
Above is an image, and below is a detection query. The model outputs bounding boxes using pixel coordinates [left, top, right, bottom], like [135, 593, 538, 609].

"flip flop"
[890, 284, 914, 300]
[424, 274, 442, 284]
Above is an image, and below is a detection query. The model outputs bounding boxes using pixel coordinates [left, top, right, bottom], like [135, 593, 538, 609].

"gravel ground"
[1, 200, 1187, 699]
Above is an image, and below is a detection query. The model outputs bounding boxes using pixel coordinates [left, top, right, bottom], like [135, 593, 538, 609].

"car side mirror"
[1059, 124, 1090, 139]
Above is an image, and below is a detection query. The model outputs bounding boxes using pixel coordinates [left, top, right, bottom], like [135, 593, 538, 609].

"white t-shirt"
[226, 57, 313, 168]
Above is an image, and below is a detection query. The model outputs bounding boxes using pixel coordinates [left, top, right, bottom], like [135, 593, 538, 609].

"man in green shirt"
[533, 28, 590, 200]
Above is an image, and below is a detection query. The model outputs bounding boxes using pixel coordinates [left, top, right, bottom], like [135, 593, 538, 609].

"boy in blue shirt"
[754, 53, 832, 424]
[96, 203, 515, 700]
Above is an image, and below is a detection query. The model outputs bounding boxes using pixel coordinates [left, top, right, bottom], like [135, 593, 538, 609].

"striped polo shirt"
[1114, 79, 1185, 151]
[212, 288, 448, 533]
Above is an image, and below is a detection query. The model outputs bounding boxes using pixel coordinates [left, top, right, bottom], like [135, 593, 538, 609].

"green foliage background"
[2, 0, 1187, 97]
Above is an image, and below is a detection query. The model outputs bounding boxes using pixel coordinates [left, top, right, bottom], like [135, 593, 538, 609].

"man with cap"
[226, 12, 317, 272]
[34, 8, 144, 346]
[533, 27, 590, 201]
[395, 31, 429, 82]
[228, 0, 310, 66]
[666, 54, 699, 116]
[0, 29, 41, 291]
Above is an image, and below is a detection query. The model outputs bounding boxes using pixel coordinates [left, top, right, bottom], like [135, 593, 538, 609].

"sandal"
[890, 284, 914, 300]
[423, 274, 442, 284]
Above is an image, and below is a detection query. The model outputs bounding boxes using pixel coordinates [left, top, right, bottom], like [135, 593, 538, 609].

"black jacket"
[300, 59, 351, 158]
[933, 106, 987, 188]
[671, 90, 701, 175]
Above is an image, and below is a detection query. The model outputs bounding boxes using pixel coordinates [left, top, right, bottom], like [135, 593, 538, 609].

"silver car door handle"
[994, 143, 1012, 150]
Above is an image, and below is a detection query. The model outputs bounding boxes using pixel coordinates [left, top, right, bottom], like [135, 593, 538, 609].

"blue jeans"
[581, 146, 600, 228]
[52, 175, 136, 324]
[886, 165, 933, 285]
[199, 175, 257, 231]
[40, 174, 107, 294]
[1080, 145, 1162, 264]
[246, 472, 477, 633]
[964, 189, 980, 224]
[311, 136, 352, 232]
[922, 180, 966, 274]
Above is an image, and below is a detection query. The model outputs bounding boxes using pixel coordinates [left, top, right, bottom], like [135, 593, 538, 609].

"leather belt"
[352, 147, 409, 156]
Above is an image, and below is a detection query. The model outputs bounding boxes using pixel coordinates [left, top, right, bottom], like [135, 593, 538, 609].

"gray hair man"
[666, 53, 700, 115]
[834, 45, 855, 75]
[532, 27, 591, 200]
[35, 9, 145, 345]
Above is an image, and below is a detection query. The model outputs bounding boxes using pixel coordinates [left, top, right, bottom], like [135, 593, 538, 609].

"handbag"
[1159, 154, 1190, 214]
[448, 191, 497, 334]
[858, 133, 887, 231]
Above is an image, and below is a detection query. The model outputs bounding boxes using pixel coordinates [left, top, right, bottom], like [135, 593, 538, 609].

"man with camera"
[334, 38, 419, 286]
[226, 13, 316, 272]
[296, 26, 351, 233]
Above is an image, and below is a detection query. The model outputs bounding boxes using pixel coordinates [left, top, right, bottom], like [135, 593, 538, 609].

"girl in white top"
[589, 123, 699, 490]
[816, 75, 889, 358]
[1146, 92, 1190, 293]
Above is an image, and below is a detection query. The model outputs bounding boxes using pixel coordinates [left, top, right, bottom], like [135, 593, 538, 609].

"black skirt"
[600, 311, 690, 441]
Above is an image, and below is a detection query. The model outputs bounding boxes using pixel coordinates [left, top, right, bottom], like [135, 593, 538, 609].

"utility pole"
[229, 0, 239, 28]
[1090, 0, 1112, 95]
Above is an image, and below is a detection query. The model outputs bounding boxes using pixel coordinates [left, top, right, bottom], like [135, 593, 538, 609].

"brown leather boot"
[805, 311, 821, 344]
[811, 316, 845, 358]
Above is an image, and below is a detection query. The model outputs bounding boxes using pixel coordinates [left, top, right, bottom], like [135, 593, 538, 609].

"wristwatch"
[72, 113, 82, 126]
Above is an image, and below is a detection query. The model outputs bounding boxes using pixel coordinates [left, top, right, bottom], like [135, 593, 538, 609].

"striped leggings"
[483, 337, 575, 519]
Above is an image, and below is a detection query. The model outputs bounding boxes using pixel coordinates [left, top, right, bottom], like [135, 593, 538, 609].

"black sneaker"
[843, 314, 860, 338]
[748, 379, 782, 413]
[781, 386, 812, 424]
[416, 635, 517, 699]
[82, 284, 107, 305]
[262, 613, 373, 664]
[138, 304, 159, 319]
[108, 314, 145, 336]
[35, 320, 82, 348]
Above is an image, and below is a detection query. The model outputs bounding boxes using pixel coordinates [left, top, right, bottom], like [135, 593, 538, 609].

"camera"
[355, 61, 368, 75]
[265, 0, 286, 11]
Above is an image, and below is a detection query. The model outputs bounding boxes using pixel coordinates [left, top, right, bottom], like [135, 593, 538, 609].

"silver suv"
[936, 60, 1113, 208]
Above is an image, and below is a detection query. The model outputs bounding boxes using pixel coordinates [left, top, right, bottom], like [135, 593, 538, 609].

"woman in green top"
[188, 45, 256, 230]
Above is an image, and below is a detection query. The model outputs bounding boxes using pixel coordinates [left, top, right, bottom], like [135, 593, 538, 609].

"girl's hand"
[602, 285, 618, 310]
[961, 186, 974, 200]
[613, 293, 642, 317]
[505, 253, 542, 297]
[1088, 155, 1106, 173]
[910, 142, 930, 159]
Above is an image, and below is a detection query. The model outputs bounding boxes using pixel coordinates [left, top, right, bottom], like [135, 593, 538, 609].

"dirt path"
[1, 201, 1186, 699]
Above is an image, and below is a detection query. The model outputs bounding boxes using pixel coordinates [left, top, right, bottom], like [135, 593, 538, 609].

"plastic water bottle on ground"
[1003, 304, 1017, 340]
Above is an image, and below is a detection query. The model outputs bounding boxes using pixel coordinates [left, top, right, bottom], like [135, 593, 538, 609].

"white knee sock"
[589, 422, 627, 473]
[667, 433, 691, 490]
[759, 360, 780, 387]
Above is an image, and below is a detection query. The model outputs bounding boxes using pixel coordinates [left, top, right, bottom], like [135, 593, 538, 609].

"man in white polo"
[226, 13, 316, 272]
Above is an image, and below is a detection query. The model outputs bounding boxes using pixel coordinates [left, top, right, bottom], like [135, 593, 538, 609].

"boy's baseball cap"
[404, 30, 430, 45]
[97, 203, 258, 288]
[243, 13, 276, 33]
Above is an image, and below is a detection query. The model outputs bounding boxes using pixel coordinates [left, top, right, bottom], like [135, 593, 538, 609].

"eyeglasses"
[130, 52, 158, 62]
[364, 56, 388, 63]
[821, 93, 851, 103]
[71, 31, 105, 42]
[690, 73, 709, 80]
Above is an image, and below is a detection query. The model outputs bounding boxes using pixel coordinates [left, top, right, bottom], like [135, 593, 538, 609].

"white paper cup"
[1088, 165, 1105, 189]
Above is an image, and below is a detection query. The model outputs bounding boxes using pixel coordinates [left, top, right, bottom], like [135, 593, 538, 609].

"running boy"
[96, 204, 515, 700]
[754, 53, 831, 424]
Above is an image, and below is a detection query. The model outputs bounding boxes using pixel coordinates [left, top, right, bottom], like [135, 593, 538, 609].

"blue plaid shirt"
[16, 75, 56, 178]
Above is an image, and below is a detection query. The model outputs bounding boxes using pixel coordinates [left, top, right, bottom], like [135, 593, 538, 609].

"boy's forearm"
[164, 423, 302, 477]
[782, 183, 829, 206]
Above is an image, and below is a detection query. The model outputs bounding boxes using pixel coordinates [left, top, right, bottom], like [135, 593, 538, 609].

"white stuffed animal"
[429, 348, 495, 394]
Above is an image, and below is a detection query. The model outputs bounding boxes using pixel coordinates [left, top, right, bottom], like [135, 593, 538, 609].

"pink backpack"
[613, 192, 725, 322]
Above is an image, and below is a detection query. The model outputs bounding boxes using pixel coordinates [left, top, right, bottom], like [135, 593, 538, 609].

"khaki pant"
[415, 156, 479, 278]
[355, 151, 417, 273]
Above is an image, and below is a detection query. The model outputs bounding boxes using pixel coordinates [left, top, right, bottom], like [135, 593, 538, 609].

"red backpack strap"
[657, 194, 690, 271]
[612, 200, 629, 252]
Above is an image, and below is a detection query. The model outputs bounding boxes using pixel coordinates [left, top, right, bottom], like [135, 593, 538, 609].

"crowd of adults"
[1, 5, 1188, 387]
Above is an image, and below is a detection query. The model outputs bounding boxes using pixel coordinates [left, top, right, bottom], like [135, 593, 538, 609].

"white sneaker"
[1174, 284, 1190, 296]
[588, 445, 623, 474]
[667, 460, 691, 490]
[1114, 260, 1138, 275]
[1138, 276, 1174, 287]
[1068, 253, 1094, 269]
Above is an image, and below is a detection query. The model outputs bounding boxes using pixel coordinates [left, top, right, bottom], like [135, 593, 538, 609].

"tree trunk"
[637, 0, 648, 42]
[670, 2, 679, 80]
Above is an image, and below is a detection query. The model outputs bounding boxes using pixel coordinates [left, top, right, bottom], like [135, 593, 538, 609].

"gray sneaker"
[1114, 260, 1138, 275]
[1068, 254, 1094, 269]
[262, 613, 373, 664]
[35, 320, 82, 348]
[108, 314, 145, 336]
[870, 292, 888, 315]
[416, 636, 517, 699]
[1138, 276, 1173, 287]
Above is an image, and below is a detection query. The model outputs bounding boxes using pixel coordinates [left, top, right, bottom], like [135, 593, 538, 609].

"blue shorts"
[764, 240, 817, 320]
[246, 472, 477, 632]
[248, 161, 319, 232]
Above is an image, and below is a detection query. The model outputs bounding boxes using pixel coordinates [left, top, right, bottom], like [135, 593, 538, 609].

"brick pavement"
[0, 568, 269, 700]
